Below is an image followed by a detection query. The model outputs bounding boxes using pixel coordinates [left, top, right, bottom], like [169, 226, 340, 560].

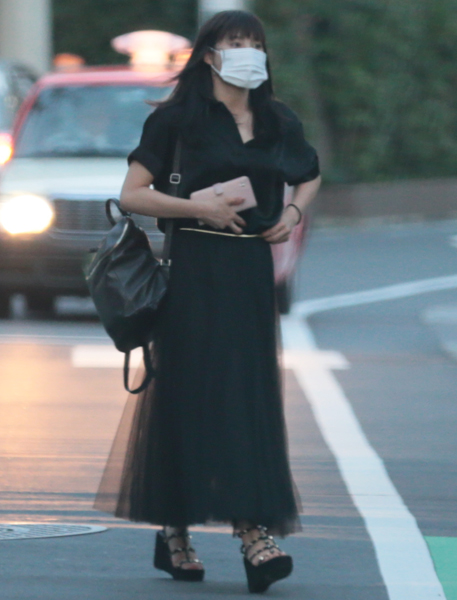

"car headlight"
[0, 194, 54, 234]
[0, 133, 13, 166]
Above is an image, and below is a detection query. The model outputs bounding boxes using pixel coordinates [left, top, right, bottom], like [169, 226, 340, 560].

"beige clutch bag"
[190, 176, 258, 212]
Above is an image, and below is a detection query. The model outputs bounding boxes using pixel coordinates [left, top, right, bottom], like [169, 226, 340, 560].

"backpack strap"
[105, 198, 129, 226]
[121, 139, 182, 394]
[123, 345, 155, 394]
[162, 137, 182, 264]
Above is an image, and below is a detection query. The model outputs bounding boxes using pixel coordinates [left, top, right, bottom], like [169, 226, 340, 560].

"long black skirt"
[94, 229, 301, 536]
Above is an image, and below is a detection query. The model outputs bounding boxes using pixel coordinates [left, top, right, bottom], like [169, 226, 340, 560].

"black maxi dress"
[94, 95, 320, 536]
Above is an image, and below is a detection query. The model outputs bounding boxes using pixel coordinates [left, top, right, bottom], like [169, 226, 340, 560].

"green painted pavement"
[426, 537, 457, 600]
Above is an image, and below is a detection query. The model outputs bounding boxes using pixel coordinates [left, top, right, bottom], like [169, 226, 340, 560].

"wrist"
[284, 203, 302, 226]
[189, 199, 208, 221]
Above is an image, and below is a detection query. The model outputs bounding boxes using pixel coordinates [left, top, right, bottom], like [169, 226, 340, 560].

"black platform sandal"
[154, 528, 205, 582]
[236, 525, 293, 593]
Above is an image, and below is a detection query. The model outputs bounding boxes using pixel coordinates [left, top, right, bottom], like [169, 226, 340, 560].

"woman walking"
[95, 10, 320, 593]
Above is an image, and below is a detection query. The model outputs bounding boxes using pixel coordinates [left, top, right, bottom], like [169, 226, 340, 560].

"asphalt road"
[1, 219, 457, 599]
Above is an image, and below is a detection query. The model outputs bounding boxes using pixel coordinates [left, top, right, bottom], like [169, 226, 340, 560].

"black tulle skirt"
[94, 229, 301, 536]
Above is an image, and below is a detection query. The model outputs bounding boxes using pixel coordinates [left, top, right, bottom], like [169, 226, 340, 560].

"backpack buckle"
[169, 173, 181, 185]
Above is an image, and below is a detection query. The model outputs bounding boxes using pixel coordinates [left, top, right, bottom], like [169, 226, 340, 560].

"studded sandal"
[236, 525, 293, 593]
[153, 528, 205, 582]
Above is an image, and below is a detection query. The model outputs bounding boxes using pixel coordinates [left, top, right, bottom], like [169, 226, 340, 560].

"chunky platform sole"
[153, 530, 205, 582]
[244, 555, 293, 593]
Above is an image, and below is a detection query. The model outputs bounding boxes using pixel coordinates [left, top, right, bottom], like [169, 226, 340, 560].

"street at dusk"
[1, 220, 457, 599]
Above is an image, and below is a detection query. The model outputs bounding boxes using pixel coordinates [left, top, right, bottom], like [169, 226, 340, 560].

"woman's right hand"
[197, 195, 247, 234]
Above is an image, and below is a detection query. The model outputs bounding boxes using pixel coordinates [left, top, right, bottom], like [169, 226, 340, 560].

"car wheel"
[276, 280, 292, 315]
[0, 290, 10, 319]
[26, 292, 55, 317]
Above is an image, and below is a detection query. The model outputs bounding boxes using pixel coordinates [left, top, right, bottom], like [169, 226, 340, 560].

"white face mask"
[211, 47, 268, 90]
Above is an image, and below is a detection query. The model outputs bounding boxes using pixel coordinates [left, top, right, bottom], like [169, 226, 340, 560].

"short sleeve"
[127, 107, 175, 179]
[280, 110, 320, 186]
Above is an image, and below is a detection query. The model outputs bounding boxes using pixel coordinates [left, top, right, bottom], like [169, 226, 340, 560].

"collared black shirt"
[128, 96, 319, 235]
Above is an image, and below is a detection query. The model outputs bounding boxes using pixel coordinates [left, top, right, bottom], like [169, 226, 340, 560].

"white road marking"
[282, 349, 349, 370]
[449, 234, 457, 249]
[71, 344, 351, 372]
[0, 334, 109, 346]
[284, 273, 457, 599]
[292, 273, 457, 317]
[284, 317, 444, 599]
[71, 345, 142, 368]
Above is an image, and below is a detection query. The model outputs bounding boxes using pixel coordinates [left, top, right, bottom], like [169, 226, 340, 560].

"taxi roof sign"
[111, 30, 191, 69]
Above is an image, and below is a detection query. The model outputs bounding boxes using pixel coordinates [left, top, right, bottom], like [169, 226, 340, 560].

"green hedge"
[53, 0, 457, 182]
[256, 0, 457, 182]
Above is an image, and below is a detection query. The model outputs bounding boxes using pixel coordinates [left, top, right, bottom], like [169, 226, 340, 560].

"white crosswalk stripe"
[282, 315, 445, 599]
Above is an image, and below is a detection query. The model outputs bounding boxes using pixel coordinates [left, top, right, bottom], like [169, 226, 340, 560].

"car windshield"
[14, 84, 173, 158]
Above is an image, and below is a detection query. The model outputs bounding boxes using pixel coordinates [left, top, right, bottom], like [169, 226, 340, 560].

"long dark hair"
[160, 10, 283, 141]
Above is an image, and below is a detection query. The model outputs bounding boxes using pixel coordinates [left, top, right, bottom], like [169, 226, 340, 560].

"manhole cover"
[0, 524, 106, 540]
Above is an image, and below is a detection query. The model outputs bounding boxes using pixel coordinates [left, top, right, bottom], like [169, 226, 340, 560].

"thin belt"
[179, 227, 261, 238]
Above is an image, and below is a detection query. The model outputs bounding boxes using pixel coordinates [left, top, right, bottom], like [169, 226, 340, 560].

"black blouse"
[128, 96, 320, 235]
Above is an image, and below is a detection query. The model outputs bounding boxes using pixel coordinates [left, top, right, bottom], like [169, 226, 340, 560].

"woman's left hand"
[260, 207, 300, 244]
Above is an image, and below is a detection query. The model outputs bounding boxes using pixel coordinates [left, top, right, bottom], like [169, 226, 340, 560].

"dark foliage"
[53, 0, 457, 181]
[256, 0, 457, 181]
[53, 0, 198, 65]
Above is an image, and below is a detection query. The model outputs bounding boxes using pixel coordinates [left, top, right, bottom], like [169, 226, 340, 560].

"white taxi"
[0, 31, 306, 317]
[0, 32, 188, 316]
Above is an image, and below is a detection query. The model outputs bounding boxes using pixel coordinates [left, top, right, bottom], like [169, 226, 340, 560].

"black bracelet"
[286, 203, 302, 225]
